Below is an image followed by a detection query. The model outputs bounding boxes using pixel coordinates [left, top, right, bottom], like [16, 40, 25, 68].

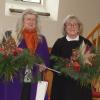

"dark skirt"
[21, 82, 48, 100]
[51, 73, 92, 100]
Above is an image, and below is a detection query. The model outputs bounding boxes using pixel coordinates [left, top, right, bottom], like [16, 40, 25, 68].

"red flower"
[66, 63, 71, 68]
[73, 62, 80, 72]
[13, 51, 18, 56]
[0, 48, 4, 52]
[3, 54, 8, 59]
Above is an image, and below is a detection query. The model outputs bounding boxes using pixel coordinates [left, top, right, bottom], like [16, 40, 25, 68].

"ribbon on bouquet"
[35, 67, 60, 100]
[35, 81, 48, 100]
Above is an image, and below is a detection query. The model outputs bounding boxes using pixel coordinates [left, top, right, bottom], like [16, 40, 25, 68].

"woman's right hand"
[38, 64, 47, 72]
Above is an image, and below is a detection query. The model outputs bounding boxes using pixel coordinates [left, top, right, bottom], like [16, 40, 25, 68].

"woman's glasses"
[66, 23, 78, 27]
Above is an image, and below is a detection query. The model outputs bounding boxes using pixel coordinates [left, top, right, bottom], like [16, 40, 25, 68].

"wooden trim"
[87, 23, 100, 39]
[9, 8, 50, 16]
[48, 47, 52, 53]
[43, 70, 53, 97]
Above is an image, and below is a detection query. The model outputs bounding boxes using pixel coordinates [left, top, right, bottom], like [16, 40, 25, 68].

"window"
[22, 0, 41, 3]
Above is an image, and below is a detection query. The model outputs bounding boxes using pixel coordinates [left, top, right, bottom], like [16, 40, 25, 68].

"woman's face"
[65, 19, 79, 38]
[23, 14, 37, 31]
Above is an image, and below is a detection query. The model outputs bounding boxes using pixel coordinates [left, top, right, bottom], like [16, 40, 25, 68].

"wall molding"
[9, 8, 50, 16]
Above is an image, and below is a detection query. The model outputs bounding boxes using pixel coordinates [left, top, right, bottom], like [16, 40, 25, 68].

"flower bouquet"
[50, 41, 100, 86]
[0, 35, 43, 81]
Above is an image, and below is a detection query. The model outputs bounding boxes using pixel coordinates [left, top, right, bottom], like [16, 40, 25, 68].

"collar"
[66, 35, 79, 41]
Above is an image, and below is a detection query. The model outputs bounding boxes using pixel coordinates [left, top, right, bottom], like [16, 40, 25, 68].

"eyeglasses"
[66, 23, 78, 27]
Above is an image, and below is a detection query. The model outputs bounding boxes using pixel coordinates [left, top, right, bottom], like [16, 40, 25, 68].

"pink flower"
[16, 48, 23, 54]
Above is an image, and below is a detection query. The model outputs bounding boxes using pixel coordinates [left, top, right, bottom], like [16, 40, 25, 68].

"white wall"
[58, 0, 100, 36]
[0, 0, 5, 16]
[0, 0, 100, 47]
[46, 0, 59, 20]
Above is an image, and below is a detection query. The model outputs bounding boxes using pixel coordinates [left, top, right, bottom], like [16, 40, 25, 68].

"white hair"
[63, 15, 83, 35]
[15, 9, 41, 45]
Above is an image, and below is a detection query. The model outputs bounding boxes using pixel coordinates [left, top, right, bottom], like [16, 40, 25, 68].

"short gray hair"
[63, 15, 83, 35]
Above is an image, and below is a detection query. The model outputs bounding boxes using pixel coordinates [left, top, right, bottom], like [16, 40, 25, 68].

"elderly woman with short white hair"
[50, 15, 93, 100]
